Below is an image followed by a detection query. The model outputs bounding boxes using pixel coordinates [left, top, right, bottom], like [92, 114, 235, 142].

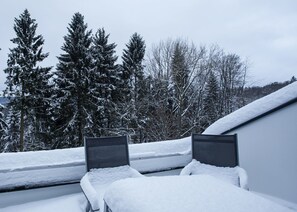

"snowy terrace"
[1, 136, 297, 211]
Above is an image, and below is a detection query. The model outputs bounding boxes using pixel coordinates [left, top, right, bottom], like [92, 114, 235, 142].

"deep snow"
[0, 137, 191, 190]
[0, 137, 191, 172]
[1, 193, 87, 212]
[80, 165, 143, 211]
[180, 159, 249, 189]
[104, 175, 294, 212]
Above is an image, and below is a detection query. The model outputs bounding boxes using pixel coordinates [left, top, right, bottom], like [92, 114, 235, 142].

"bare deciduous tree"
[145, 39, 209, 139]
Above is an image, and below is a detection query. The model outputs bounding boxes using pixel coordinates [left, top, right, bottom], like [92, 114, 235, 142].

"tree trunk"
[20, 88, 25, 151]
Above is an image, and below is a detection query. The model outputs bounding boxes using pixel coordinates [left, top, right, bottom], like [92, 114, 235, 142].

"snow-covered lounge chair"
[80, 136, 143, 212]
[180, 134, 248, 189]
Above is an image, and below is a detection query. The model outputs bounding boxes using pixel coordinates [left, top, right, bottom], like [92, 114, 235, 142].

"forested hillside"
[0, 10, 295, 152]
[243, 77, 296, 104]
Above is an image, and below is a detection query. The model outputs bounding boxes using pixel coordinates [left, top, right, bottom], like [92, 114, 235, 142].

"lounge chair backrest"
[84, 135, 130, 172]
[192, 134, 238, 167]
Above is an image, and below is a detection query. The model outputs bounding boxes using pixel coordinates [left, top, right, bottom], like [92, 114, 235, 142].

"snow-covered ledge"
[0, 137, 191, 191]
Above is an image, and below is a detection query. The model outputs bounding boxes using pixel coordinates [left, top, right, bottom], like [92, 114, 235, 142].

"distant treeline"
[243, 77, 296, 104]
[0, 9, 295, 152]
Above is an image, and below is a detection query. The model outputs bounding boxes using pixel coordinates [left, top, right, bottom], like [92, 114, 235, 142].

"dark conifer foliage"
[203, 71, 220, 126]
[3, 9, 52, 151]
[143, 77, 176, 141]
[91, 28, 119, 136]
[54, 12, 93, 148]
[171, 42, 190, 137]
[121, 33, 146, 142]
[172, 43, 189, 95]
[121, 33, 146, 103]
[0, 104, 8, 151]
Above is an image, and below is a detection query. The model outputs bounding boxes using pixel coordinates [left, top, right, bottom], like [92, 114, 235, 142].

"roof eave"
[222, 97, 297, 135]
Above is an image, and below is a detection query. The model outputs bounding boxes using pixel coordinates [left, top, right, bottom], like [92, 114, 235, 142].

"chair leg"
[86, 200, 91, 212]
[104, 200, 112, 212]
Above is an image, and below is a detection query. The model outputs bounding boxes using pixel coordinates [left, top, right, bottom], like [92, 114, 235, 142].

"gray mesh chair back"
[192, 134, 238, 167]
[84, 135, 130, 172]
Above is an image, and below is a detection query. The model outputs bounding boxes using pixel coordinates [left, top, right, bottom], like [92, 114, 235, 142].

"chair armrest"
[80, 173, 100, 211]
[236, 167, 249, 190]
[104, 200, 112, 212]
[180, 159, 195, 175]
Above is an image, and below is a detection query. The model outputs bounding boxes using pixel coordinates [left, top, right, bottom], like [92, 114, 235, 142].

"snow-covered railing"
[0, 137, 192, 191]
[0, 161, 85, 174]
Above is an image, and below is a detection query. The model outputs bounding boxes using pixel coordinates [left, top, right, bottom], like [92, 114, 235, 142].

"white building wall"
[227, 102, 297, 204]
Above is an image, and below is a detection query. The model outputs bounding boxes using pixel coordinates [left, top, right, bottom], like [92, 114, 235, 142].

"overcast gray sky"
[1, 0, 297, 91]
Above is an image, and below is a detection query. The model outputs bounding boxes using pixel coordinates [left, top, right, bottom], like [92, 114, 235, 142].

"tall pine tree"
[3, 9, 52, 151]
[0, 104, 7, 152]
[121, 33, 146, 142]
[54, 12, 93, 148]
[171, 42, 189, 138]
[203, 71, 220, 128]
[91, 28, 119, 136]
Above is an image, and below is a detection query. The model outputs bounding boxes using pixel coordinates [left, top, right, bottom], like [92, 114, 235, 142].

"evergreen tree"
[171, 42, 189, 137]
[0, 104, 8, 152]
[121, 33, 146, 142]
[54, 12, 93, 148]
[144, 76, 176, 141]
[3, 9, 52, 151]
[2, 105, 19, 152]
[91, 28, 119, 136]
[203, 71, 220, 128]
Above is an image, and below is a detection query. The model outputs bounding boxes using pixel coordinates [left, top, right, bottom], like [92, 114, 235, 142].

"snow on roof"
[204, 82, 297, 135]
